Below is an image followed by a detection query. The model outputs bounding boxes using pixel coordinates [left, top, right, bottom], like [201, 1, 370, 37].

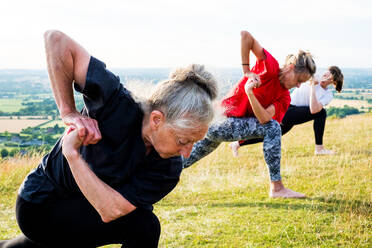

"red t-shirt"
[221, 49, 290, 123]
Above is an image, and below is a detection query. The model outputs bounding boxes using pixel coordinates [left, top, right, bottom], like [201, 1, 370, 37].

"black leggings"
[0, 196, 160, 248]
[240, 105, 327, 146]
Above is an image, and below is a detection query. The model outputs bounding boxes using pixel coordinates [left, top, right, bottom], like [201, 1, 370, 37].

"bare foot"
[229, 141, 240, 157]
[315, 148, 335, 155]
[269, 187, 306, 198]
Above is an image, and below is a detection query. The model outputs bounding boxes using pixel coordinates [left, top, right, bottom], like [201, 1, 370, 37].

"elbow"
[101, 212, 120, 223]
[99, 208, 124, 223]
[240, 30, 251, 38]
[258, 117, 271, 125]
[240, 30, 253, 41]
[100, 203, 136, 223]
[44, 30, 65, 47]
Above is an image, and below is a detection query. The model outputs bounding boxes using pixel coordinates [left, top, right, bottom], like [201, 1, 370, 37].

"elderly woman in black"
[0, 30, 217, 248]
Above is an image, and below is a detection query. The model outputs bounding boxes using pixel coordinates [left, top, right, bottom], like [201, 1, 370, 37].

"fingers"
[62, 128, 83, 158]
[247, 73, 261, 88]
[73, 118, 87, 138]
[80, 118, 102, 146]
[80, 118, 93, 146]
[247, 77, 260, 88]
[62, 112, 102, 146]
[92, 119, 102, 143]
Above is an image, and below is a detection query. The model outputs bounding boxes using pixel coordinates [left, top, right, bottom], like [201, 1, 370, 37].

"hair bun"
[298, 50, 316, 75]
[285, 50, 316, 76]
[169, 64, 218, 100]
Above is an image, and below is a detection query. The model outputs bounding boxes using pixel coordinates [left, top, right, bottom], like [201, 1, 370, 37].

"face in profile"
[148, 111, 209, 158]
[152, 124, 208, 159]
[320, 70, 334, 88]
[282, 66, 311, 89]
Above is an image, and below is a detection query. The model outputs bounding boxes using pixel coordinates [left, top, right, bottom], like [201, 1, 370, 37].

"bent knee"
[134, 210, 161, 243]
[140, 211, 161, 245]
[320, 108, 327, 118]
[266, 119, 281, 133]
[268, 119, 280, 126]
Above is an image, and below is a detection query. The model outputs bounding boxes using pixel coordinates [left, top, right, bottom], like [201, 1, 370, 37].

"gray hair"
[146, 64, 218, 131]
[284, 50, 316, 77]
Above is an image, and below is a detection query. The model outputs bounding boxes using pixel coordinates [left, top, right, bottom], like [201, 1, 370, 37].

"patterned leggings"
[182, 117, 282, 181]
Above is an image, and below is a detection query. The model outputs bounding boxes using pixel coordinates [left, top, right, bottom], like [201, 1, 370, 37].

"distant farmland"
[0, 119, 48, 132]
[327, 99, 372, 110]
[0, 98, 23, 112]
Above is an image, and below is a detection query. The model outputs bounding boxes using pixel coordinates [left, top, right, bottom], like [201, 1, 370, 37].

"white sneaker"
[315, 149, 335, 155]
[229, 142, 240, 157]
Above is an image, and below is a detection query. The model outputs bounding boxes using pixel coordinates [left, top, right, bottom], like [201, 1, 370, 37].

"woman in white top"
[230, 66, 344, 156]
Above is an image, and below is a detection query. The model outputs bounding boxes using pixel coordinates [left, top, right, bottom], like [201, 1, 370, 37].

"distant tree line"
[0, 97, 84, 117]
[327, 106, 361, 118]
[334, 95, 368, 101]
[0, 124, 65, 158]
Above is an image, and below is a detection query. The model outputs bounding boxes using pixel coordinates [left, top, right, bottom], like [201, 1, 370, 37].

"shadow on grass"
[161, 197, 371, 216]
[349, 149, 372, 156]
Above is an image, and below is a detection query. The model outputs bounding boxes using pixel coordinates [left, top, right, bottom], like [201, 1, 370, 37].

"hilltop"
[0, 114, 371, 247]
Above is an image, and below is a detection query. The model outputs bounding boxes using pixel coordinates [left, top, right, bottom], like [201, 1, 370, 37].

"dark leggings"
[240, 105, 327, 146]
[0, 196, 160, 248]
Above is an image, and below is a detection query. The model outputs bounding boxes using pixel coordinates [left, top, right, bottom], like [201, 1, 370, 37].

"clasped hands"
[61, 111, 102, 158]
[244, 72, 261, 94]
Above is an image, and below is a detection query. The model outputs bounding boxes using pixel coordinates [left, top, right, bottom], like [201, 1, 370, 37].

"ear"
[282, 64, 294, 74]
[149, 110, 165, 130]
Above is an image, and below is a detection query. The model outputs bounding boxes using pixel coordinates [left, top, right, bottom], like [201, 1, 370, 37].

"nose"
[179, 144, 193, 158]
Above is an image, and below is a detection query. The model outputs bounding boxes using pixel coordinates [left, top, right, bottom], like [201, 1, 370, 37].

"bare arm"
[44, 30, 101, 145]
[309, 81, 323, 114]
[62, 128, 136, 223]
[244, 82, 275, 124]
[240, 31, 266, 74]
[240, 31, 273, 123]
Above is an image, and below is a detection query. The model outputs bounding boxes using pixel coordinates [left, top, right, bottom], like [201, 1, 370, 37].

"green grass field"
[0, 98, 23, 112]
[1, 114, 371, 247]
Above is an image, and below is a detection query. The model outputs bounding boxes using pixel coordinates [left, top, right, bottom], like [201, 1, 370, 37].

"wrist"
[246, 88, 254, 95]
[244, 72, 252, 77]
[63, 149, 80, 161]
[60, 107, 77, 119]
[242, 63, 250, 72]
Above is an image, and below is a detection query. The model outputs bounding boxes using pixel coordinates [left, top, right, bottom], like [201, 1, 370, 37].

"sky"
[1, 0, 371, 69]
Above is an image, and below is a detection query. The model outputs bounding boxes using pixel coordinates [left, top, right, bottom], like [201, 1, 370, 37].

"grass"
[1, 114, 371, 247]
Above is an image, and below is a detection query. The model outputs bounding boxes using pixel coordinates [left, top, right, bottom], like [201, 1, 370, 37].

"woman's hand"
[62, 127, 84, 159]
[244, 72, 261, 94]
[62, 111, 101, 146]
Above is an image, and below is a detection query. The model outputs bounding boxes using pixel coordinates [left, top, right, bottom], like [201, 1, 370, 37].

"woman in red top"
[183, 31, 316, 198]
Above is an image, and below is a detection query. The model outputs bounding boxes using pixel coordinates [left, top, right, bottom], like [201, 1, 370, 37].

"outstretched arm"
[44, 30, 101, 145]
